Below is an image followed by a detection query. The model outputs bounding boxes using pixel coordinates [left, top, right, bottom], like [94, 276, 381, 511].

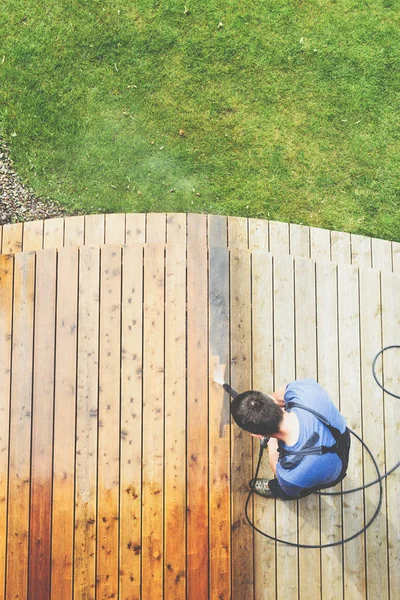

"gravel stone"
[0, 137, 78, 226]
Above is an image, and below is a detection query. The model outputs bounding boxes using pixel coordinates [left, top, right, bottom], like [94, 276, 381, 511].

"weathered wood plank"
[337, 264, 365, 599]
[359, 267, 389, 599]
[96, 246, 121, 599]
[22, 220, 43, 251]
[120, 245, 143, 600]
[74, 246, 100, 600]
[44, 218, 64, 249]
[51, 247, 78, 600]
[251, 251, 276, 600]
[2, 223, 23, 254]
[331, 231, 351, 264]
[248, 218, 269, 250]
[84, 214, 105, 245]
[351, 234, 371, 268]
[371, 237, 392, 271]
[164, 244, 186, 598]
[294, 257, 321, 600]
[289, 223, 310, 258]
[269, 221, 289, 255]
[228, 216, 248, 247]
[208, 215, 227, 247]
[230, 248, 253, 598]
[209, 247, 230, 600]
[381, 272, 400, 599]
[146, 213, 166, 243]
[29, 248, 57, 599]
[105, 213, 126, 244]
[187, 214, 206, 245]
[316, 261, 343, 600]
[126, 213, 146, 243]
[0, 255, 13, 597]
[6, 252, 35, 600]
[142, 244, 165, 597]
[187, 243, 209, 599]
[392, 242, 400, 273]
[64, 215, 85, 247]
[310, 226, 331, 261]
[167, 213, 186, 243]
[273, 254, 298, 599]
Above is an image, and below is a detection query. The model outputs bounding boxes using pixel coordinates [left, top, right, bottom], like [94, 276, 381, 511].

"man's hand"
[270, 385, 287, 407]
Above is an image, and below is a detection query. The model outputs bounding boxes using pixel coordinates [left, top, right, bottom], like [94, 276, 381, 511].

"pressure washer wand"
[223, 383, 239, 399]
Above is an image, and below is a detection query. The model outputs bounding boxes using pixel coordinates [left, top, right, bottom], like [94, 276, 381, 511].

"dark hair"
[230, 390, 283, 436]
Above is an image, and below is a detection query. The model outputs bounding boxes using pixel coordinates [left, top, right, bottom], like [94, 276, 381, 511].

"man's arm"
[268, 437, 279, 475]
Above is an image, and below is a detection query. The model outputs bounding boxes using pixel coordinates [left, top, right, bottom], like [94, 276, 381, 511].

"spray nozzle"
[222, 383, 239, 399]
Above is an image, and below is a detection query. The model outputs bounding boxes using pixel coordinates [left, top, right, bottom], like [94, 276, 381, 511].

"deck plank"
[44, 217, 64, 249]
[310, 226, 331, 261]
[0, 255, 13, 597]
[331, 231, 351, 264]
[228, 216, 248, 247]
[142, 245, 165, 597]
[351, 234, 371, 268]
[164, 244, 186, 598]
[126, 213, 146, 243]
[187, 214, 206, 245]
[295, 257, 321, 600]
[359, 267, 389, 599]
[146, 213, 166, 243]
[1, 223, 23, 254]
[273, 254, 298, 600]
[392, 242, 400, 273]
[337, 264, 365, 599]
[209, 247, 231, 600]
[269, 221, 289, 255]
[6, 252, 35, 600]
[381, 273, 400, 599]
[64, 215, 85, 247]
[371, 237, 392, 271]
[289, 223, 310, 258]
[208, 215, 227, 247]
[248, 218, 269, 250]
[84, 214, 105, 245]
[105, 213, 126, 244]
[167, 213, 186, 243]
[51, 247, 78, 600]
[187, 244, 209, 599]
[29, 249, 57, 600]
[316, 261, 343, 600]
[120, 245, 143, 600]
[230, 248, 253, 598]
[22, 220, 43, 251]
[251, 251, 276, 600]
[96, 246, 121, 599]
[74, 246, 100, 600]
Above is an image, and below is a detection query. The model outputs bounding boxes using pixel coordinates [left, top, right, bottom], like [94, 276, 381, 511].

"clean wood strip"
[85, 214, 105, 245]
[126, 213, 146, 243]
[167, 213, 186, 243]
[289, 223, 310, 258]
[164, 244, 186, 598]
[350, 234, 371, 268]
[310, 226, 331, 261]
[273, 254, 298, 599]
[269, 221, 289, 255]
[208, 215, 227, 247]
[392, 242, 400, 272]
[105, 213, 125, 244]
[187, 214, 206, 245]
[2, 223, 23, 254]
[248, 218, 269, 250]
[51, 247, 78, 600]
[316, 261, 343, 600]
[29, 248, 57, 599]
[228, 216, 248, 247]
[294, 257, 321, 600]
[6, 252, 35, 600]
[359, 267, 389, 599]
[209, 247, 230, 600]
[146, 213, 166, 243]
[64, 216, 85, 247]
[74, 246, 100, 600]
[251, 250, 276, 599]
[97, 246, 121, 599]
[22, 220, 43, 251]
[187, 243, 209, 599]
[381, 271, 400, 599]
[337, 264, 365, 599]
[0, 255, 13, 596]
[230, 248, 253, 597]
[371, 237, 392, 271]
[331, 231, 351, 264]
[44, 218, 64, 249]
[120, 245, 143, 599]
[142, 244, 165, 597]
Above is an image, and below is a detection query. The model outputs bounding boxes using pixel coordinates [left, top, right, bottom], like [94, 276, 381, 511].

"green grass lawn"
[1, 0, 399, 239]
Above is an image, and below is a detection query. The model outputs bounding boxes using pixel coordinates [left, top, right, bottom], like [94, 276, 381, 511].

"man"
[230, 378, 350, 499]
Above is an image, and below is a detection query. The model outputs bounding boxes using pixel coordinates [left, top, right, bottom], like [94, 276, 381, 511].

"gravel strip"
[0, 137, 76, 226]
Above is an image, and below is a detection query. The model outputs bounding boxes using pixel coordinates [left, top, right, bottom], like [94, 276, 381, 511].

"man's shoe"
[249, 478, 275, 498]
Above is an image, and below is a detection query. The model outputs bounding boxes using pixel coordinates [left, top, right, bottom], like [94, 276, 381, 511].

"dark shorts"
[268, 428, 351, 500]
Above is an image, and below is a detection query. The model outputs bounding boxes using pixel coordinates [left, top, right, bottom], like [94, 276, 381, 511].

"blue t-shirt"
[276, 379, 347, 497]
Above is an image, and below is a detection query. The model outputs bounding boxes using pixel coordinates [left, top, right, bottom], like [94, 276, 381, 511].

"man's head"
[230, 390, 283, 436]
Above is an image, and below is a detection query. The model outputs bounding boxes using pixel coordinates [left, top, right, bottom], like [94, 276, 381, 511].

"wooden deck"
[0, 216, 399, 599]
